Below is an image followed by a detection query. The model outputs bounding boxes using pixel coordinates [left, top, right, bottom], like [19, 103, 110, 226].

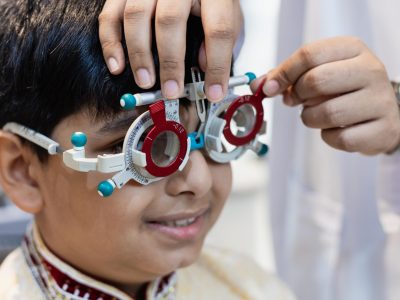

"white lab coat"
[269, 1, 400, 300]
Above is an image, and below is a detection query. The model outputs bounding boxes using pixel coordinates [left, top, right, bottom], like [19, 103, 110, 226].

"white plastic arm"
[63, 149, 125, 173]
[3, 122, 61, 155]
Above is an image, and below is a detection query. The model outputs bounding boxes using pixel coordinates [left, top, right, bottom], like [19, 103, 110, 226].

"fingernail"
[208, 84, 223, 102]
[163, 80, 179, 98]
[136, 68, 151, 88]
[263, 80, 280, 97]
[108, 57, 119, 73]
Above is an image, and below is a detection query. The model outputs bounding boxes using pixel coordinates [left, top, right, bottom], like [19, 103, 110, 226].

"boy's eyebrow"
[96, 112, 139, 134]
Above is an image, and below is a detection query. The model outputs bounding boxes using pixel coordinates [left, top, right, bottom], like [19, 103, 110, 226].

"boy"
[0, 0, 294, 299]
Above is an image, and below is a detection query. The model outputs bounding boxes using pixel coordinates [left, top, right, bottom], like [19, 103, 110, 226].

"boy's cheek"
[39, 163, 146, 241]
[205, 163, 232, 238]
[211, 162, 232, 203]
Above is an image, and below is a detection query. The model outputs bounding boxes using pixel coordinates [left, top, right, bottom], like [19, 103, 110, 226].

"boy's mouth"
[144, 207, 209, 241]
[155, 217, 197, 228]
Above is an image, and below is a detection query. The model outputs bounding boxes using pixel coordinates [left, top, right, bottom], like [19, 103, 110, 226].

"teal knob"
[71, 132, 87, 148]
[188, 132, 205, 151]
[258, 144, 269, 156]
[97, 180, 115, 197]
[245, 72, 257, 84]
[120, 93, 136, 110]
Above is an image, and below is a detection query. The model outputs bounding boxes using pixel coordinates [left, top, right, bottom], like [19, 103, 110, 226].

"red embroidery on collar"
[22, 229, 177, 300]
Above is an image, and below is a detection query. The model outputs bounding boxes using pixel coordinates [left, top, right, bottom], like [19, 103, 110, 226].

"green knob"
[120, 94, 136, 110]
[71, 132, 87, 148]
[97, 180, 115, 197]
[245, 72, 257, 84]
[258, 144, 269, 157]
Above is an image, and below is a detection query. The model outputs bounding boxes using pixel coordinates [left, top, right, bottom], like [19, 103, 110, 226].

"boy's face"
[32, 102, 232, 286]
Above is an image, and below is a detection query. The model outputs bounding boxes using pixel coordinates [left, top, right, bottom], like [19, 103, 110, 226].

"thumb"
[249, 73, 283, 98]
[261, 67, 293, 97]
[249, 67, 293, 98]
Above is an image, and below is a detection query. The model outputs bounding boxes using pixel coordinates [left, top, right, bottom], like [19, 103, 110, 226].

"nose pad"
[165, 151, 212, 198]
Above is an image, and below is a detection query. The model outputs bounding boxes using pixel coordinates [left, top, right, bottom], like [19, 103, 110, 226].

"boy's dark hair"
[0, 0, 204, 160]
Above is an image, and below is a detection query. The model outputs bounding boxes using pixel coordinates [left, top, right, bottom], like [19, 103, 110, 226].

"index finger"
[155, 0, 192, 99]
[201, 0, 237, 102]
[99, 0, 127, 75]
[262, 36, 364, 97]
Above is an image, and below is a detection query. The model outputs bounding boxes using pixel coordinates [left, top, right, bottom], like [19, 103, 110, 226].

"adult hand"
[252, 36, 400, 155]
[99, 0, 242, 102]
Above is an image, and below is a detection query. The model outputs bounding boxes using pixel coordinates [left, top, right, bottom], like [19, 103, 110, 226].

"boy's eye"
[104, 139, 124, 154]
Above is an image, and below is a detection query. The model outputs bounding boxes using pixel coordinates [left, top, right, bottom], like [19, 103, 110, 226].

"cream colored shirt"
[0, 245, 295, 300]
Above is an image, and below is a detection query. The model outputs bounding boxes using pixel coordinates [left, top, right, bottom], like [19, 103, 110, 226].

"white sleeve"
[377, 151, 400, 232]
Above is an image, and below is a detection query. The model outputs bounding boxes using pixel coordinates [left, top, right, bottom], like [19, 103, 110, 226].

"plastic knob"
[257, 144, 269, 157]
[97, 180, 115, 197]
[188, 132, 205, 151]
[71, 132, 87, 148]
[245, 72, 257, 84]
[120, 94, 137, 110]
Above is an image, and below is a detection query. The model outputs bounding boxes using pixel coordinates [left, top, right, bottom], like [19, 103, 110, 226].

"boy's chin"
[128, 247, 202, 284]
[163, 242, 205, 272]
[176, 252, 201, 269]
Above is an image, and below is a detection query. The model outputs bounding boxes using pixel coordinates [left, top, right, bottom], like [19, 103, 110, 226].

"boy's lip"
[144, 206, 209, 223]
[144, 208, 210, 241]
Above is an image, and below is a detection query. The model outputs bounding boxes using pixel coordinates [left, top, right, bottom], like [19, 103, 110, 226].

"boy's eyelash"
[103, 139, 124, 154]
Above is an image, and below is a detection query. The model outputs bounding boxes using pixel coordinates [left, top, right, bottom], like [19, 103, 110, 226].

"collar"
[21, 223, 177, 300]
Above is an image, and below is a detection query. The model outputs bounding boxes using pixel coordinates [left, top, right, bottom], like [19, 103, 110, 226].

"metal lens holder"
[204, 82, 269, 164]
[3, 70, 269, 198]
[63, 97, 191, 197]
[119, 98, 190, 185]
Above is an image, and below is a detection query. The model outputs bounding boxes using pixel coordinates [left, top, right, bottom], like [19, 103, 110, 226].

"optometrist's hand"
[251, 36, 400, 155]
[99, 0, 242, 102]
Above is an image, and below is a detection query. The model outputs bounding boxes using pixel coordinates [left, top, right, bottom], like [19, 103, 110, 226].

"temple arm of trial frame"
[3, 122, 62, 155]
[2, 123, 127, 173]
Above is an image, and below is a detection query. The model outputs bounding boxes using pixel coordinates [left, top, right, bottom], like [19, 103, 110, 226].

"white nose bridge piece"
[3, 69, 269, 198]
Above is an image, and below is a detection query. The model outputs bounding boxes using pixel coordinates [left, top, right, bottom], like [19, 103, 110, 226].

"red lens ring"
[223, 95, 264, 146]
[141, 101, 188, 177]
[222, 80, 266, 146]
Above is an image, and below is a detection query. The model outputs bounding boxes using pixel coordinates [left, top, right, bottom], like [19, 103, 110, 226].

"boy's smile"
[28, 103, 232, 290]
[144, 206, 210, 241]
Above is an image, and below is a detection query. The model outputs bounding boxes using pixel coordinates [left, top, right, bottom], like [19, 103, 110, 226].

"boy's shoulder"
[0, 247, 43, 300]
[176, 246, 296, 300]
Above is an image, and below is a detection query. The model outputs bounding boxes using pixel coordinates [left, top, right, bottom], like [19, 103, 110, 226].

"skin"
[0, 102, 232, 295]
[251, 36, 400, 155]
[98, 0, 243, 102]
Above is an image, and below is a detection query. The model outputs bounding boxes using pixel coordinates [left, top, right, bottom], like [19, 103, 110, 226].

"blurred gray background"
[0, 191, 31, 262]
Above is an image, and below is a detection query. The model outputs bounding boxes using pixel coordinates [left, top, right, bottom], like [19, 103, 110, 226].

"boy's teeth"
[160, 217, 196, 227]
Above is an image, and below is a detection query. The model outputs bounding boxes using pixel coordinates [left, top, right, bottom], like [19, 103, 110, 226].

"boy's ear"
[0, 130, 44, 214]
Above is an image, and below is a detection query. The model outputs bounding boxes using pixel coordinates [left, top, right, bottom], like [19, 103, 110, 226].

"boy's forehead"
[94, 109, 143, 134]
[55, 108, 142, 140]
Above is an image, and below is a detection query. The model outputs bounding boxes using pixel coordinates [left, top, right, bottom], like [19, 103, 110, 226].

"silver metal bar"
[132, 74, 251, 106]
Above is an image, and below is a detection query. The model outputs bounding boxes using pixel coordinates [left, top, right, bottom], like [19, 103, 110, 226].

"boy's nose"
[165, 151, 212, 198]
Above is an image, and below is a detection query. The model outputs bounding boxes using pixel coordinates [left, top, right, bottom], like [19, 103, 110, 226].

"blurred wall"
[206, 0, 281, 272]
